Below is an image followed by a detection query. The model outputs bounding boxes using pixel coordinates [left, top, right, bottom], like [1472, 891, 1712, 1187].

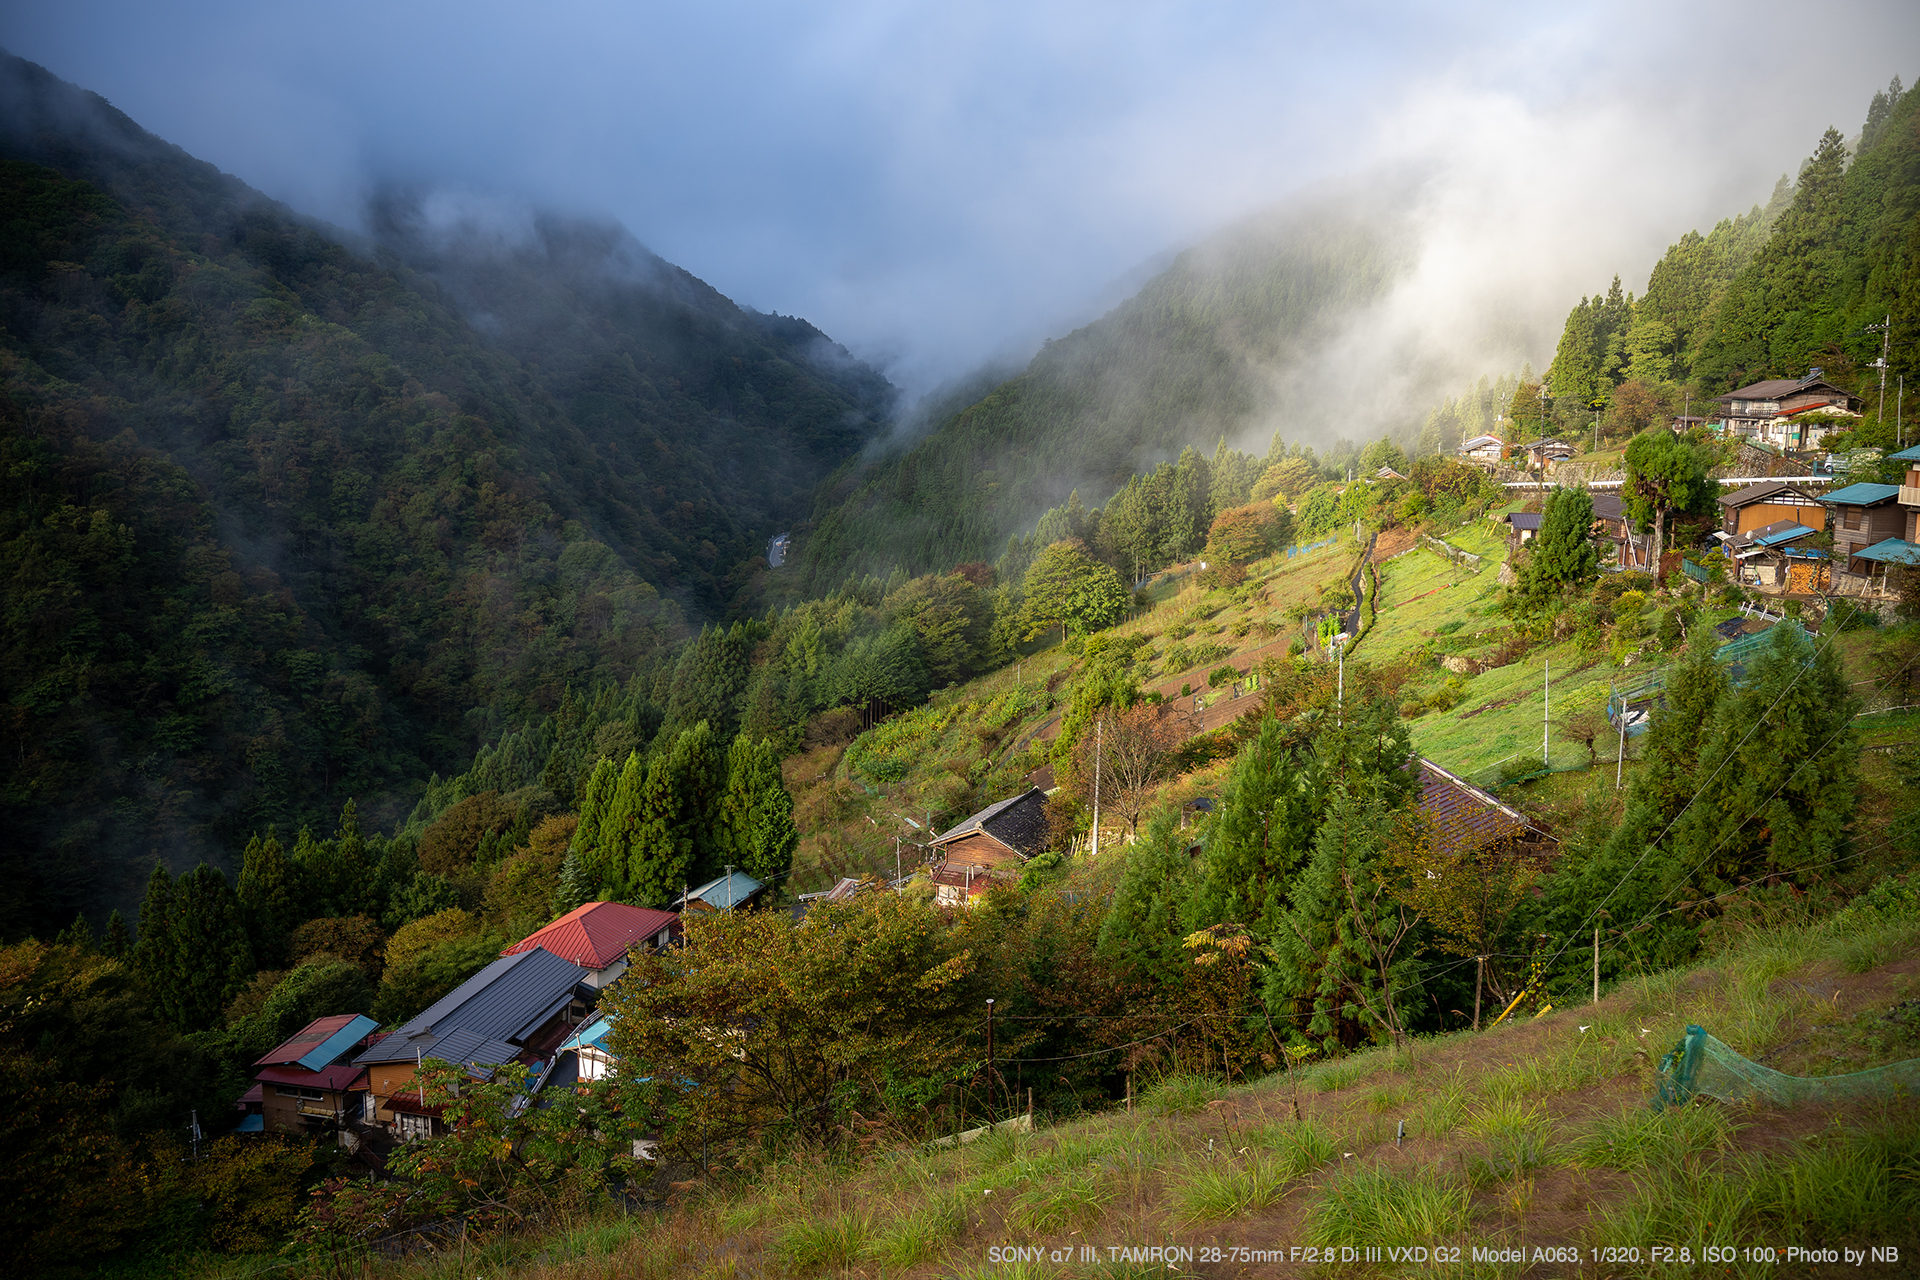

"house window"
[397, 1113, 433, 1142]
[275, 1086, 328, 1101]
[1845, 508, 1860, 530]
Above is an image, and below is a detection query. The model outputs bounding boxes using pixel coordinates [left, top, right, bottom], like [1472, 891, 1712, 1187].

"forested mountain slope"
[1549, 75, 1920, 416]
[0, 51, 892, 935]
[798, 197, 1411, 585]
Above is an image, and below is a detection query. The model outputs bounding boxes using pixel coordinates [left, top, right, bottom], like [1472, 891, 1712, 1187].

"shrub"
[1206, 665, 1239, 689]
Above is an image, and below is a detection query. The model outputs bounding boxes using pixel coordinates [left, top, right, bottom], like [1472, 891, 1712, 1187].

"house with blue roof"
[1822, 481, 1910, 579]
[674, 869, 764, 914]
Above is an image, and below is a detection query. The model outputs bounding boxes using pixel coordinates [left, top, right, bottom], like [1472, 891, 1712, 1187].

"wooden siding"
[937, 832, 1023, 870]
[1831, 504, 1905, 557]
[1728, 498, 1822, 536]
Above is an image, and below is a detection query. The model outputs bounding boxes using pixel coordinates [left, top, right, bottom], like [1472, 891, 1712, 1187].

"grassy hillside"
[231, 885, 1920, 1280]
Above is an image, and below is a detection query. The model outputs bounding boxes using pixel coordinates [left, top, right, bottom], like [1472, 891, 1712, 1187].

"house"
[1505, 511, 1543, 544]
[1373, 465, 1409, 482]
[1713, 372, 1862, 448]
[242, 1014, 379, 1136]
[1893, 442, 1920, 543]
[1820, 482, 1906, 572]
[558, 1014, 619, 1082]
[502, 901, 681, 988]
[353, 946, 595, 1139]
[927, 787, 1049, 906]
[673, 870, 765, 915]
[1716, 481, 1826, 539]
[1459, 435, 1504, 466]
[1589, 492, 1655, 569]
[1524, 440, 1575, 470]
[1725, 520, 1820, 588]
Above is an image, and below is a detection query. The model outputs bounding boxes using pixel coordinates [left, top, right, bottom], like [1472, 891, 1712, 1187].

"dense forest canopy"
[0, 51, 893, 933]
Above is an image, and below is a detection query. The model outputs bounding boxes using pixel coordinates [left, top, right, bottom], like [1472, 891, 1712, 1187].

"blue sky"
[5, 1, 1916, 403]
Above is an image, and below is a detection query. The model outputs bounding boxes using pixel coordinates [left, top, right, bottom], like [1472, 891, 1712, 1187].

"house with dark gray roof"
[1713, 373, 1861, 447]
[927, 788, 1049, 907]
[354, 946, 595, 1138]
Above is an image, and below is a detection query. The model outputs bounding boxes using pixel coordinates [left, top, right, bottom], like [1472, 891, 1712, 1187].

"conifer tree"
[133, 862, 175, 1003]
[101, 909, 131, 961]
[1519, 486, 1599, 609]
[1095, 806, 1195, 987]
[53, 912, 92, 951]
[599, 751, 648, 898]
[1263, 790, 1419, 1048]
[628, 750, 694, 907]
[719, 735, 800, 883]
[157, 865, 255, 1031]
[237, 830, 298, 969]
[1188, 717, 1324, 936]
[571, 756, 620, 891]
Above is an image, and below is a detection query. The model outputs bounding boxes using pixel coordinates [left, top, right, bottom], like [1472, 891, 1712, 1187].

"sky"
[5, 0, 1917, 404]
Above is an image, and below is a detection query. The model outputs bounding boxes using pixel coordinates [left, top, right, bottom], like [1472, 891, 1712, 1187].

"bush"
[1826, 597, 1880, 632]
[1206, 665, 1240, 688]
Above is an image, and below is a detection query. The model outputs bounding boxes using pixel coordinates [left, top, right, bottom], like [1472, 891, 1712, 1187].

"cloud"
[3, 0, 1915, 408]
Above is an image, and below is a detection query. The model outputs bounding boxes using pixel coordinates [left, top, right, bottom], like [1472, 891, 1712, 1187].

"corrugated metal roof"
[255, 1062, 366, 1091]
[676, 871, 763, 911]
[503, 902, 681, 969]
[233, 1114, 265, 1133]
[256, 1013, 377, 1069]
[1718, 480, 1816, 507]
[1852, 538, 1920, 566]
[1888, 443, 1920, 463]
[1507, 512, 1544, 530]
[1751, 521, 1817, 547]
[1416, 758, 1530, 854]
[356, 947, 585, 1065]
[559, 1014, 616, 1056]
[1821, 482, 1901, 506]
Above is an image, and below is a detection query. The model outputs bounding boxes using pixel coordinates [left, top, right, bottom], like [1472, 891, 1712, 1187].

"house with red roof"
[502, 901, 682, 987]
[241, 1013, 380, 1136]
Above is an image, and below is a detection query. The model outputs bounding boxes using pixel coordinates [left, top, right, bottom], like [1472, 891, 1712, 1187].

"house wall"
[366, 1061, 420, 1124]
[1831, 504, 1905, 557]
[934, 832, 1023, 870]
[261, 1084, 347, 1133]
[1726, 497, 1823, 537]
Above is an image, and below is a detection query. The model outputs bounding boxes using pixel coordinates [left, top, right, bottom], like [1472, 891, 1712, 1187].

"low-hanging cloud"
[2, 0, 1914, 417]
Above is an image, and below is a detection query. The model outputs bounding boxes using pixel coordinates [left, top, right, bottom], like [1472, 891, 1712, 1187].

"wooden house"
[1713, 373, 1861, 448]
[242, 1014, 379, 1136]
[1894, 442, 1920, 543]
[927, 788, 1049, 906]
[1716, 481, 1825, 539]
[1821, 483, 1906, 573]
[352, 946, 594, 1139]
[1588, 493, 1655, 569]
[1458, 435, 1504, 467]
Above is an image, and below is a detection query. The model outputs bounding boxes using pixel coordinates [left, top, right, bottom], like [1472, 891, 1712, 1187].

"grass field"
[279, 888, 1920, 1280]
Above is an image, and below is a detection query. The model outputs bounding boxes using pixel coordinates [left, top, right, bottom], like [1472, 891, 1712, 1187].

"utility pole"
[1336, 637, 1345, 726]
[724, 864, 734, 911]
[1473, 956, 1484, 1031]
[1868, 315, 1891, 426]
[1090, 717, 1103, 859]
[985, 999, 997, 1120]
[1615, 692, 1626, 789]
[1543, 658, 1550, 767]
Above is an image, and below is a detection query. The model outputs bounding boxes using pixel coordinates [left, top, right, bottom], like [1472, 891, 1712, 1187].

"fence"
[1605, 620, 1805, 734]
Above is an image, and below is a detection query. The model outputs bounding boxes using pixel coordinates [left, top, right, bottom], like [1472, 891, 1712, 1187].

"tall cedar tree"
[1542, 637, 1732, 975]
[1264, 790, 1416, 1048]
[1519, 486, 1599, 608]
[156, 865, 254, 1031]
[236, 831, 298, 969]
[717, 735, 799, 883]
[1670, 623, 1859, 893]
[1188, 716, 1325, 936]
[1095, 806, 1196, 987]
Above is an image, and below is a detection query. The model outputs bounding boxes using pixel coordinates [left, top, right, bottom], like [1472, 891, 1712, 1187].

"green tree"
[1262, 790, 1421, 1048]
[237, 830, 299, 969]
[1518, 486, 1599, 608]
[1623, 428, 1712, 570]
[101, 909, 131, 960]
[1188, 717, 1325, 936]
[602, 894, 978, 1150]
[159, 865, 255, 1032]
[1021, 540, 1129, 641]
[883, 572, 991, 686]
[717, 735, 799, 883]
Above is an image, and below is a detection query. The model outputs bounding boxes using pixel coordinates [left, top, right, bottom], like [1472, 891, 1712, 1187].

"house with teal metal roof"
[1821, 482, 1905, 571]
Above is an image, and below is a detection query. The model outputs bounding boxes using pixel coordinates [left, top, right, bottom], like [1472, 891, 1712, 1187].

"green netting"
[1651, 1024, 1920, 1111]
